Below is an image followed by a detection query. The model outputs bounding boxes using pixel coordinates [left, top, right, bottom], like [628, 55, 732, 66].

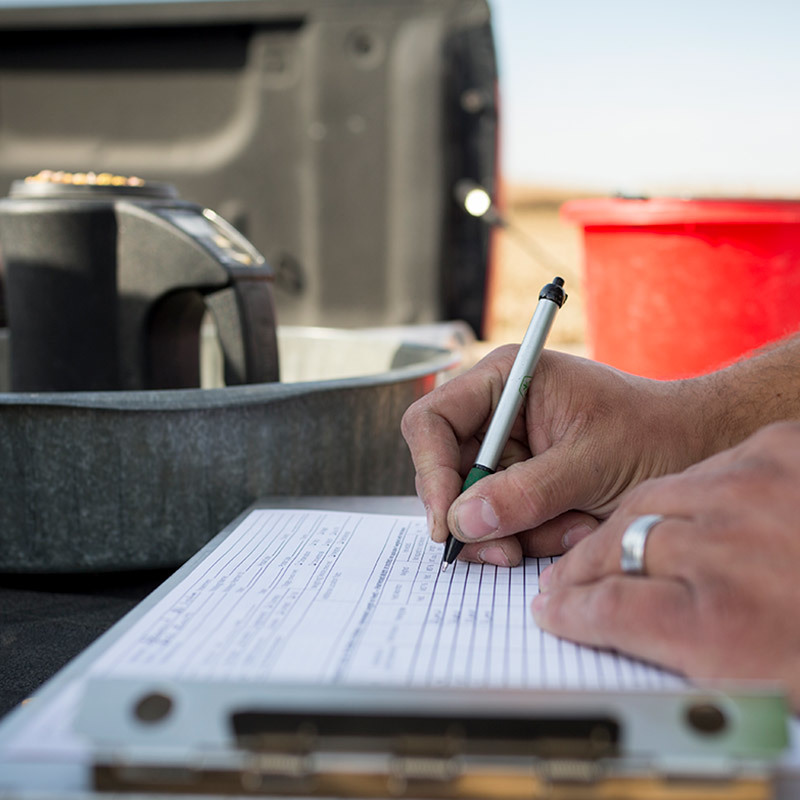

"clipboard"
[0, 497, 797, 799]
[79, 676, 788, 799]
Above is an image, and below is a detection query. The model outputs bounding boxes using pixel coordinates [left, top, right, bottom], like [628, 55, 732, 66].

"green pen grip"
[442, 464, 497, 567]
[461, 464, 495, 492]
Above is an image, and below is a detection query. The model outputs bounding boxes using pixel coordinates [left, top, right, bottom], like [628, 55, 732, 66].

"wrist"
[649, 375, 719, 468]
[680, 334, 800, 456]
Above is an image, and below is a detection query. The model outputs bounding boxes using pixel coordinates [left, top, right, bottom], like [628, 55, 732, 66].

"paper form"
[91, 508, 681, 689]
[8, 508, 684, 760]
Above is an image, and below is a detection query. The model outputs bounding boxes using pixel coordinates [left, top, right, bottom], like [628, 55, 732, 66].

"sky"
[491, 0, 800, 196]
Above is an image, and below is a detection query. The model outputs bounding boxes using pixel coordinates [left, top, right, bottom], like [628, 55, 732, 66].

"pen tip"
[441, 562, 449, 573]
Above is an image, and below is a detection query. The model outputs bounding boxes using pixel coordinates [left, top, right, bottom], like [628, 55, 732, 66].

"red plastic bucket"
[560, 197, 800, 379]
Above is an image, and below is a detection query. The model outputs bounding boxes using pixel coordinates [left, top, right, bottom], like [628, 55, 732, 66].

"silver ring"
[620, 514, 665, 575]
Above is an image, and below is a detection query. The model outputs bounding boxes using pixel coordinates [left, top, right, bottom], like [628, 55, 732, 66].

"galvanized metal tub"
[0, 327, 457, 572]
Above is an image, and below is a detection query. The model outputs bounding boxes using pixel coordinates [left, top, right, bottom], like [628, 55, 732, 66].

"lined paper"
[6, 508, 684, 762]
[90, 508, 682, 690]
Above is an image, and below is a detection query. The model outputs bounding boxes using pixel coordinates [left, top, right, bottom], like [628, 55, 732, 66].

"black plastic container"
[0, 177, 279, 392]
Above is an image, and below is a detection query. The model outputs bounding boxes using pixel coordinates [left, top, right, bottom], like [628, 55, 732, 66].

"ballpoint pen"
[441, 276, 567, 571]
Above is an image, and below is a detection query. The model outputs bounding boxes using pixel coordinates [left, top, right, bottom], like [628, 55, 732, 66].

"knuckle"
[753, 419, 800, 444]
[400, 398, 426, 438]
[616, 475, 672, 513]
[743, 422, 800, 474]
[497, 461, 561, 531]
[744, 421, 800, 464]
[549, 542, 608, 595]
[726, 423, 800, 487]
[504, 463, 548, 520]
[586, 577, 627, 628]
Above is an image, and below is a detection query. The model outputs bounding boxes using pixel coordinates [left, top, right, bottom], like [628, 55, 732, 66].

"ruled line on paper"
[91, 508, 682, 691]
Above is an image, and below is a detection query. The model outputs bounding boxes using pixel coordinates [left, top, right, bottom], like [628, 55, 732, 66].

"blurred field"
[483, 185, 592, 351]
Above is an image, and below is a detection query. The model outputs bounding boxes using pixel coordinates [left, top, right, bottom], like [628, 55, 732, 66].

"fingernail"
[454, 497, 498, 540]
[562, 523, 594, 550]
[531, 591, 549, 621]
[425, 506, 435, 537]
[538, 563, 554, 592]
[478, 545, 511, 568]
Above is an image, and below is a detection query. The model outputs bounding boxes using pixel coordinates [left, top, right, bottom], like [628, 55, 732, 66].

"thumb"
[447, 442, 590, 543]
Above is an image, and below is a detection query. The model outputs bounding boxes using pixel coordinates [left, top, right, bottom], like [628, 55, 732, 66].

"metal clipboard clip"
[77, 678, 790, 798]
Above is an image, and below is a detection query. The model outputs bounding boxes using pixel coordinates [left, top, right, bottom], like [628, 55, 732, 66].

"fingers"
[455, 535, 524, 568]
[453, 511, 600, 568]
[541, 471, 732, 591]
[446, 442, 604, 545]
[413, 461, 467, 544]
[542, 514, 690, 591]
[404, 401, 477, 543]
[402, 347, 520, 543]
[532, 575, 695, 675]
[515, 511, 599, 556]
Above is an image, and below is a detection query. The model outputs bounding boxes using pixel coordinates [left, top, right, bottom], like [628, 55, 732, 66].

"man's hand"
[532, 422, 800, 710]
[401, 348, 709, 567]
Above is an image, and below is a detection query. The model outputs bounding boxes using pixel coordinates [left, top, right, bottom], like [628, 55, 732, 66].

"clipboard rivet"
[133, 691, 174, 724]
[685, 702, 728, 735]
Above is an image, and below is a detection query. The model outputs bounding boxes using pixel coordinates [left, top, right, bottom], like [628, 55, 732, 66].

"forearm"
[683, 332, 800, 458]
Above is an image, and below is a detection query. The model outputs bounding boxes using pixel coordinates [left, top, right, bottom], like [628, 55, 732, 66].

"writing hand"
[402, 347, 708, 567]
